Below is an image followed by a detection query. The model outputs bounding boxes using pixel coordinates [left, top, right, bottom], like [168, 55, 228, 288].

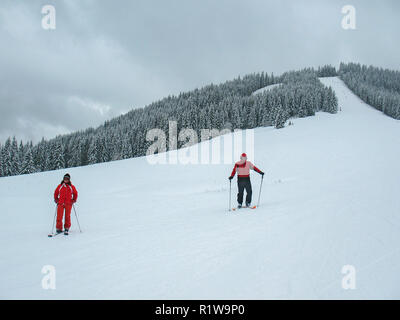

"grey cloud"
[0, 0, 399, 144]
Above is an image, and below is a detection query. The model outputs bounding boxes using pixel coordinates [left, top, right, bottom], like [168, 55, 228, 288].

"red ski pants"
[56, 204, 72, 230]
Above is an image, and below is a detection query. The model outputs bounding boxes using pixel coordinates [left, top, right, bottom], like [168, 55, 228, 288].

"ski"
[48, 230, 69, 237]
[48, 230, 71, 237]
[48, 232, 62, 238]
[231, 205, 256, 211]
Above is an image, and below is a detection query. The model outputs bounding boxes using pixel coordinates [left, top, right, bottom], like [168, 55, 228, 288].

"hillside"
[0, 69, 337, 177]
[0, 77, 399, 299]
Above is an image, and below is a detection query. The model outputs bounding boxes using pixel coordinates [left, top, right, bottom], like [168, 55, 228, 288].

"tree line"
[339, 62, 400, 120]
[0, 67, 338, 177]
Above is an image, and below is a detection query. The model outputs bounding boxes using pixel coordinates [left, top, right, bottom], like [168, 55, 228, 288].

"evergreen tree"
[10, 137, 19, 175]
[340, 62, 400, 119]
[20, 147, 36, 175]
[1, 67, 342, 177]
[53, 142, 65, 170]
[0, 143, 4, 177]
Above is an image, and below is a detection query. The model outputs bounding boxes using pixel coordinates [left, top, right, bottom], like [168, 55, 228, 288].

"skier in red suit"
[54, 173, 78, 233]
[229, 153, 264, 208]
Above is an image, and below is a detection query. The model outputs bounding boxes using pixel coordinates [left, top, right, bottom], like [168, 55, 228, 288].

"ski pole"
[257, 174, 264, 207]
[72, 204, 82, 233]
[228, 179, 232, 211]
[50, 204, 57, 235]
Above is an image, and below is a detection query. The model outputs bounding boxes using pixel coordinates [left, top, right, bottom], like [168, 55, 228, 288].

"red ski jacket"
[54, 182, 78, 205]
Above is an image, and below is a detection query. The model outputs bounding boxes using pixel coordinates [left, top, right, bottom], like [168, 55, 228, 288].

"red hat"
[241, 153, 247, 159]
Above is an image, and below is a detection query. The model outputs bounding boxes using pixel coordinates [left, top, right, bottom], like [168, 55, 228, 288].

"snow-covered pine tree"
[339, 62, 400, 120]
[3, 138, 13, 176]
[0, 143, 4, 177]
[1, 67, 340, 177]
[10, 137, 19, 175]
[53, 142, 65, 170]
[20, 147, 36, 175]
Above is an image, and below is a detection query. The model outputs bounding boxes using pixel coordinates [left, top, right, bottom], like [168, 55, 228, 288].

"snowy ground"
[252, 83, 281, 95]
[1, 77, 400, 299]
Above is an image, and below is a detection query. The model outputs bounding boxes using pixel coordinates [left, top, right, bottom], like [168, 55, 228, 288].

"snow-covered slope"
[1, 77, 400, 299]
[252, 83, 281, 95]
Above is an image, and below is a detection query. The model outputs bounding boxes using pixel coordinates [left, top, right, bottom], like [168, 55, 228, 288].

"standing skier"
[229, 153, 264, 208]
[54, 173, 78, 234]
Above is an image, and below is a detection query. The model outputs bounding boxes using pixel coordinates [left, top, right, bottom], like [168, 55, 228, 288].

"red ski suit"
[54, 182, 78, 230]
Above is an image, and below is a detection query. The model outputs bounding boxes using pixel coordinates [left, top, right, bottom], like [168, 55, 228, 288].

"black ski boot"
[56, 229, 62, 234]
[64, 228, 69, 235]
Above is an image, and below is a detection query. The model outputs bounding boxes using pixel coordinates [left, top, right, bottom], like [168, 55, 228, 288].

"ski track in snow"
[0, 77, 400, 299]
[252, 83, 282, 95]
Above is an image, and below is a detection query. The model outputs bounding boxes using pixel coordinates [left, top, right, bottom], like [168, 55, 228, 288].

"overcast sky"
[0, 0, 399, 144]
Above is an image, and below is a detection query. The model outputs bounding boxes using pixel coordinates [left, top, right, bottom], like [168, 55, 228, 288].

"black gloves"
[229, 176, 233, 180]
[260, 171, 265, 176]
